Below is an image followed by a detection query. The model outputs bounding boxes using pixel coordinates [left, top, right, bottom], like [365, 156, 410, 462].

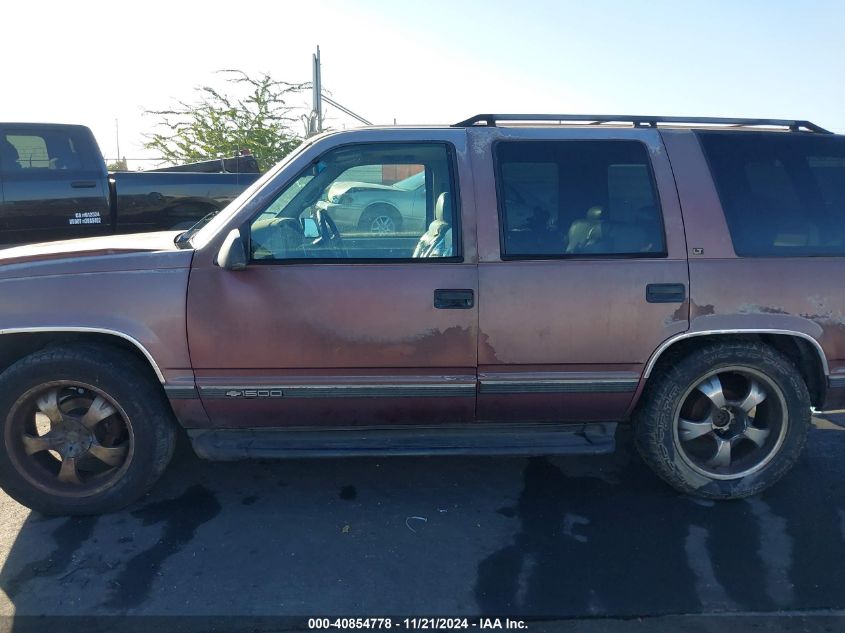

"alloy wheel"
[5, 382, 134, 496]
[672, 367, 788, 480]
[370, 215, 396, 234]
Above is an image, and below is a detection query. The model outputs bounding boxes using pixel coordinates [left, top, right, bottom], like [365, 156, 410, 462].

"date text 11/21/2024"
[307, 618, 528, 630]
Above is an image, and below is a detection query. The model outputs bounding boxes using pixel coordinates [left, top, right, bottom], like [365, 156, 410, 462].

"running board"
[188, 423, 617, 460]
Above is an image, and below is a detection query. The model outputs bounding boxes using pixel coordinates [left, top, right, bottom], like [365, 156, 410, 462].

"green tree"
[107, 157, 128, 171]
[143, 70, 309, 171]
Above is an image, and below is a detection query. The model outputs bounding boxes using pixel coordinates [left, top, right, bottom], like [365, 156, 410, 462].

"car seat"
[566, 206, 604, 253]
[413, 192, 452, 257]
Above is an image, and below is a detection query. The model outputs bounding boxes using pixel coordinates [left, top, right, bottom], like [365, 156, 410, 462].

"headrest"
[435, 192, 451, 222]
[586, 206, 603, 221]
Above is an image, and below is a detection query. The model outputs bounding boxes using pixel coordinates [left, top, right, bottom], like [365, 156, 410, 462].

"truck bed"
[110, 171, 260, 234]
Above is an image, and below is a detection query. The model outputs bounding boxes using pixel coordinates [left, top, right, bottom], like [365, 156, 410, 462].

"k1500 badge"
[225, 389, 285, 398]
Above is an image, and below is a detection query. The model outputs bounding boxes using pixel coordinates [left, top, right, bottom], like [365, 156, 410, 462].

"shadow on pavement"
[0, 423, 843, 623]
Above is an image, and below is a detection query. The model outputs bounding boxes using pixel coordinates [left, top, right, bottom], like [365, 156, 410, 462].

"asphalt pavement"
[1, 415, 845, 631]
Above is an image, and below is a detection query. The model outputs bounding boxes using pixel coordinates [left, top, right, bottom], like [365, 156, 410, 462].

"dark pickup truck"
[0, 123, 260, 245]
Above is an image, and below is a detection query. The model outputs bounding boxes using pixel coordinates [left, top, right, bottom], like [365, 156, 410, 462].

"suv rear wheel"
[0, 344, 176, 515]
[635, 340, 811, 499]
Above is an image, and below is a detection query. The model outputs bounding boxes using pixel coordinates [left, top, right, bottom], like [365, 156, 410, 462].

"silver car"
[316, 171, 427, 234]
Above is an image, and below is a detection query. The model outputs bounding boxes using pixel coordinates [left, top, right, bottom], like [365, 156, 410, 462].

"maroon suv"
[0, 113, 843, 515]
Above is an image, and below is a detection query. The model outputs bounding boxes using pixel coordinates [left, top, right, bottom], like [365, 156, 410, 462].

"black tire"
[0, 344, 176, 515]
[358, 205, 402, 234]
[634, 340, 811, 499]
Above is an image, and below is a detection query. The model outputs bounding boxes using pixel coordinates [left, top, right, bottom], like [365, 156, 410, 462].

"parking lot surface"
[1, 416, 844, 627]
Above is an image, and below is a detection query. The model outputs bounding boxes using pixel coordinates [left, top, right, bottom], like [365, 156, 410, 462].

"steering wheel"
[252, 216, 305, 259]
[313, 208, 344, 251]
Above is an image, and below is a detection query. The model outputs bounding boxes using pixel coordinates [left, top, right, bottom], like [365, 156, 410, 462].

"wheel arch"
[635, 330, 828, 411]
[0, 328, 165, 384]
[361, 202, 402, 219]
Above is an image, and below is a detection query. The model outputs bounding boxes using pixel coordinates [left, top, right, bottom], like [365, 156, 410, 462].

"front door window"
[250, 143, 458, 261]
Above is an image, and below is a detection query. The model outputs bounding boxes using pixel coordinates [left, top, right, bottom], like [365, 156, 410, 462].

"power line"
[321, 94, 372, 126]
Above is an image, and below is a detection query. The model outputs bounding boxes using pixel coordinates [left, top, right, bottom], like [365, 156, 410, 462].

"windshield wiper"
[174, 210, 220, 248]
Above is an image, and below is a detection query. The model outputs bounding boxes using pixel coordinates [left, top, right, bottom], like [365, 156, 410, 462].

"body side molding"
[198, 376, 641, 399]
[827, 375, 845, 389]
[198, 383, 476, 399]
[164, 385, 199, 399]
[478, 378, 638, 394]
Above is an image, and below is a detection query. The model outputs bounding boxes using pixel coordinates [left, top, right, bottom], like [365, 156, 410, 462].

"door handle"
[646, 283, 686, 303]
[71, 181, 97, 189]
[434, 289, 474, 309]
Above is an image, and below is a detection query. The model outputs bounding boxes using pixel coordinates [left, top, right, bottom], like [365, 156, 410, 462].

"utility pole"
[305, 45, 372, 137]
[309, 46, 323, 136]
[115, 118, 121, 161]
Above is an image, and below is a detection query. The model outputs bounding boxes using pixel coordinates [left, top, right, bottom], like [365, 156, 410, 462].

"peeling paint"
[736, 304, 790, 316]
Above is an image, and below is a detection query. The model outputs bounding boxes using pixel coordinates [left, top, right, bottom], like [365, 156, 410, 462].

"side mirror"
[216, 229, 247, 271]
[302, 217, 320, 239]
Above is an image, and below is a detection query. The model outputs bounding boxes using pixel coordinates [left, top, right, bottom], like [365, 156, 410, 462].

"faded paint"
[0, 121, 843, 433]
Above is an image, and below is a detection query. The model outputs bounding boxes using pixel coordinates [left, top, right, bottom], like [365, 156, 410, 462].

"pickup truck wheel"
[358, 205, 402, 234]
[634, 341, 811, 499]
[0, 345, 176, 515]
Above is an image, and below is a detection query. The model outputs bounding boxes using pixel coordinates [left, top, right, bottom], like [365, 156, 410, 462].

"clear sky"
[3, 0, 843, 165]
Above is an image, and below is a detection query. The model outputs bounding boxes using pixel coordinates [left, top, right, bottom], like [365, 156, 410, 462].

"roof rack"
[452, 114, 832, 134]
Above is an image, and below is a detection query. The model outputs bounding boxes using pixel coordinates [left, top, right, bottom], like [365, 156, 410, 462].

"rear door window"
[1, 131, 83, 171]
[495, 140, 666, 258]
[698, 132, 845, 256]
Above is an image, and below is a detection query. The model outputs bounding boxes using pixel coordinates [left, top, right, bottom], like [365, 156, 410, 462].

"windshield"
[392, 170, 424, 191]
[188, 137, 316, 249]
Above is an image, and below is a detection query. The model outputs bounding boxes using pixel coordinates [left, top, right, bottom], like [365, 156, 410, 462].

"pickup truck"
[0, 113, 844, 515]
[0, 123, 260, 246]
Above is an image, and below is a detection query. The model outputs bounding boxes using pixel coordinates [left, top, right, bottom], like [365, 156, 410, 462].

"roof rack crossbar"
[452, 114, 832, 134]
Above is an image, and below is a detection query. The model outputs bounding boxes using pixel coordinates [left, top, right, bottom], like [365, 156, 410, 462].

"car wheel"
[0, 344, 176, 515]
[358, 205, 402, 234]
[634, 340, 811, 499]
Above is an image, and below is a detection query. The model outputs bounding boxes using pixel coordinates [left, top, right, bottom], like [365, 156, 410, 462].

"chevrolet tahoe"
[0, 113, 843, 515]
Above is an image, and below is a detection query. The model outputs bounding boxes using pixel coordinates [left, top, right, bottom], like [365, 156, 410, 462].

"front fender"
[0, 251, 192, 382]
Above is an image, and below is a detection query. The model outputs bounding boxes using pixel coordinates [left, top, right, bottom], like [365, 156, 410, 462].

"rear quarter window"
[698, 131, 845, 256]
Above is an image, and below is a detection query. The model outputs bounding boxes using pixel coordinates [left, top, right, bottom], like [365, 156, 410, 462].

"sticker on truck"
[68, 211, 102, 225]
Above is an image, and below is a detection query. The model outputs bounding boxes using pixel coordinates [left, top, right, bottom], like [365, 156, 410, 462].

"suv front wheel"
[635, 340, 811, 499]
[0, 344, 176, 515]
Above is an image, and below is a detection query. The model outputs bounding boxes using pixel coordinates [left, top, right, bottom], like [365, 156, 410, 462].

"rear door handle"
[646, 283, 686, 303]
[434, 289, 474, 309]
[71, 181, 97, 189]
